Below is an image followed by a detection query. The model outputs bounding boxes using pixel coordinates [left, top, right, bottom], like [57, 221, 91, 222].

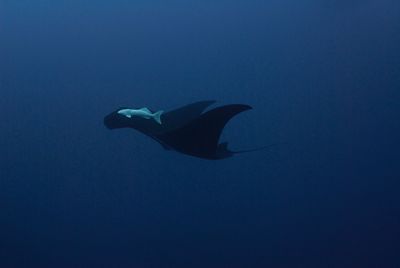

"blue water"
[1, 1, 399, 267]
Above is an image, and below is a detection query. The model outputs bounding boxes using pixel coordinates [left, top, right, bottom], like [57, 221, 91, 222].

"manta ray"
[104, 100, 263, 159]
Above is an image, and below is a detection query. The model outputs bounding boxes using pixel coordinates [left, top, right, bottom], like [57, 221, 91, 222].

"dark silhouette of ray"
[104, 101, 257, 159]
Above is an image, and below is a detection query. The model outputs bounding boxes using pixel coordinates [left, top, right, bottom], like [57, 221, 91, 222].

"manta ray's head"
[103, 108, 131, 129]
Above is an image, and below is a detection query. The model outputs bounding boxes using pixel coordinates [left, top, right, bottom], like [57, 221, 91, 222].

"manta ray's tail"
[217, 142, 286, 158]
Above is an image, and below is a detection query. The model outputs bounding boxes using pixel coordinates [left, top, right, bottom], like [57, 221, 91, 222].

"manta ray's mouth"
[103, 112, 122, 129]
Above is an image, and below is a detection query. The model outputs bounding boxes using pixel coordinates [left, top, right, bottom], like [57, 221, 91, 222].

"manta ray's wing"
[158, 100, 216, 134]
[155, 104, 252, 159]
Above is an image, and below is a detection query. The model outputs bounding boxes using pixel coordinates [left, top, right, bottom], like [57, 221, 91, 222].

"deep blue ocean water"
[1, 1, 400, 267]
